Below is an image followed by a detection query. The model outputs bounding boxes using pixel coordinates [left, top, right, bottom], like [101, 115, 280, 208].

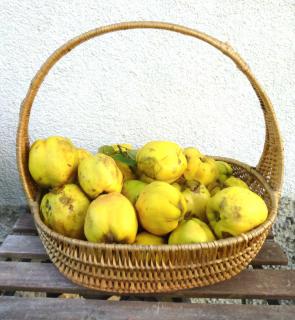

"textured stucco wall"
[0, 0, 294, 205]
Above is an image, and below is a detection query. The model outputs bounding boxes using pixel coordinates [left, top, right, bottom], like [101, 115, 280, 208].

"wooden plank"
[12, 214, 36, 234]
[12, 213, 275, 238]
[0, 235, 287, 266]
[0, 262, 294, 299]
[0, 235, 45, 259]
[1, 297, 294, 320]
[253, 240, 288, 265]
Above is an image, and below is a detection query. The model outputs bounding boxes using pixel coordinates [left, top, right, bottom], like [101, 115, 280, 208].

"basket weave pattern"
[17, 22, 283, 293]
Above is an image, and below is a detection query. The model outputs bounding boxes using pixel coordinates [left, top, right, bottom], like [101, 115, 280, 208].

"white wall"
[0, 0, 294, 205]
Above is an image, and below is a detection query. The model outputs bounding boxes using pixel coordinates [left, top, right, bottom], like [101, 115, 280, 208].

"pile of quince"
[28, 137, 268, 245]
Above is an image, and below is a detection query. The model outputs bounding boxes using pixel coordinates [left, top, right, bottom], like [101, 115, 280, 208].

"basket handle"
[17, 21, 283, 202]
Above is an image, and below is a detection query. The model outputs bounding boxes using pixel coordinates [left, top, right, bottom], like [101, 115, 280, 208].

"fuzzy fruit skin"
[216, 161, 233, 183]
[84, 193, 138, 244]
[183, 147, 218, 186]
[29, 136, 78, 188]
[122, 180, 147, 205]
[136, 141, 187, 183]
[182, 184, 210, 221]
[78, 153, 123, 199]
[40, 184, 90, 239]
[135, 181, 187, 236]
[134, 232, 165, 245]
[224, 177, 249, 189]
[206, 186, 268, 239]
[77, 148, 92, 164]
[168, 218, 215, 244]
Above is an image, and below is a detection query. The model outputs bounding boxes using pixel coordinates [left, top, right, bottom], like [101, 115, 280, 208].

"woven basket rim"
[31, 156, 277, 252]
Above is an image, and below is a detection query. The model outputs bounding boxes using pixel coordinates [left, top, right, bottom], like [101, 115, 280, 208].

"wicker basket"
[17, 22, 283, 294]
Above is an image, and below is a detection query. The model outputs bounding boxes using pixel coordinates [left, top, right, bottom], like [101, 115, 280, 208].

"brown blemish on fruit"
[212, 210, 221, 222]
[67, 163, 72, 167]
[185, 155, 191, 161]
[102, 232, 116, 243]
[44, 199, 52, 216]
[184, 211, 191, 219]
[59, 194, 74, 209]
[233, 206, 242, 219]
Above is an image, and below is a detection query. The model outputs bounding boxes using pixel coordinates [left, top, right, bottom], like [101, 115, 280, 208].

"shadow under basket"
[17, 22, 283, 294]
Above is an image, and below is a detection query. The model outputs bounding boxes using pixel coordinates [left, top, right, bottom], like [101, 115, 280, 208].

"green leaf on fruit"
[113, 154, 137, 167]
[126, 149, 137, 160]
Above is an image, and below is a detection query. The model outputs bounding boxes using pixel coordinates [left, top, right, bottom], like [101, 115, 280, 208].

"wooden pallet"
[0, 213, 294, 319]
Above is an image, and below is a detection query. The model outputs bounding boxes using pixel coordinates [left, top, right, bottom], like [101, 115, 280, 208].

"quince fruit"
[99, 144, 136, 181]
[182, 184, 210, 221]
[77, 148, 92, 164]
[122, 180, 147, 205]
[224, 176, 249, 189]
[84, 193, 138, 243]
[134, 232, 165, 245]
[206, 186, 268, 238]
[78, 153, 122, 199]
[216, 160, 233, 183]
[29, 136, 78, 188]
[40, 184, 90, 239]
[183, 147, 218, 186]
[168, 218, 215, 244]
[135, 181, 187, 236]
[136, 141, 187, 183]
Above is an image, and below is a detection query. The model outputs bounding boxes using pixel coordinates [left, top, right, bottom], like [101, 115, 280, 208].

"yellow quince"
[206, 186, 268, 238]
[78, 153, 122, 199]
[136, 141, 187, 183]
[224, 176, 249, 189]
[77, 148, 92, 164]
[135, 181, 187, 236]
[183, 147, 218, 186]
[182, 184, 210, 221]
[134, 232, 165, 245]
[168, 218, 215, 244]
[122, 180, 147, 205]
[40, 184, 90, 239]
[84, 193, 138, 243]
[29, 136, 78, 188]
[216, 160, 233, 183]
